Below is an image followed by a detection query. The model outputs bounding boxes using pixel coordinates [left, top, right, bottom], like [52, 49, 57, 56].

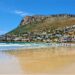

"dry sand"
[6, 46, 75, 75]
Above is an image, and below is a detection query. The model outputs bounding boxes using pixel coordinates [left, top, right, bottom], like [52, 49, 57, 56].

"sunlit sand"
[5, 46, 75, 75]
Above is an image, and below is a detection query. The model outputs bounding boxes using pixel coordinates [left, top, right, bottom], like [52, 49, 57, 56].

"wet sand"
[0, 52, 23, 74]
[5, 46, 75, 75]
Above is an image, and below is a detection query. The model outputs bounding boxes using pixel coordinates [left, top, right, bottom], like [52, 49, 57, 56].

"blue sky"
[0, 0, 75, 35]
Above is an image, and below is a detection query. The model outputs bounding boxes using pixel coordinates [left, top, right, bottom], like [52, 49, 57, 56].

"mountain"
[8, 14, 75, 35]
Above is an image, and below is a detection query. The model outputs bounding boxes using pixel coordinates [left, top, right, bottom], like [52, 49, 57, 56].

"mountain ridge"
[8, 14, 75, 35]
[20, 14, 75, 26]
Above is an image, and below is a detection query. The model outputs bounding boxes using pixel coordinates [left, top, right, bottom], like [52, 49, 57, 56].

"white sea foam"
[0, 43, 50, 51]
[0, 43, 75, 51]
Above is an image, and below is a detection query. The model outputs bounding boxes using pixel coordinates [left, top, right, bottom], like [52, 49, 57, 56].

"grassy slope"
[9, 16, 75, 35]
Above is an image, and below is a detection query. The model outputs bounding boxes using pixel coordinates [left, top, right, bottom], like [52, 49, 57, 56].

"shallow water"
[0, 42, 51, 51]
[0, 42, 75, 51]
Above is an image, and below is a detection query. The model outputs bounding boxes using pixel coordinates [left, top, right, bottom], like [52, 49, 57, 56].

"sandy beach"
[3, 46, 75, 75]
[0, 52, 23, 74]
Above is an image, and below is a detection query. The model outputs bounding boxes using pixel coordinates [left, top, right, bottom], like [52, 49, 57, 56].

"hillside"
[9, 14, 75, 35]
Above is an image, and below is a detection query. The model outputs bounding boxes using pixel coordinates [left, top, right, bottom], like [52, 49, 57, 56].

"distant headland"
[0, 14, 75, 43]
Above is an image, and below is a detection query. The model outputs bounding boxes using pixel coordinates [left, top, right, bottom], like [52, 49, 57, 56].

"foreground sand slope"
[6, 47, 75, 75]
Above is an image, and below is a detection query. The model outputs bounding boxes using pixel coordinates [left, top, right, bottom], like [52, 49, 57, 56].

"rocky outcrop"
[20, 14, 75, 26]
[20, 16, 46, 26]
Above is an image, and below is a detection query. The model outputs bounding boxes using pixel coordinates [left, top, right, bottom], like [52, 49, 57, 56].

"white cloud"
[14, 10, 32, 17]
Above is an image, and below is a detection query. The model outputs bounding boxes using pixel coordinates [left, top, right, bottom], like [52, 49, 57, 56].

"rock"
[20, 15, 46, 26]
[20, 14, 75, 26]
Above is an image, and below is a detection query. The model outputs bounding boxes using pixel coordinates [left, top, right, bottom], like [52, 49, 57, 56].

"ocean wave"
[0, 43, 75, 51]
[0, 43, 50, 51]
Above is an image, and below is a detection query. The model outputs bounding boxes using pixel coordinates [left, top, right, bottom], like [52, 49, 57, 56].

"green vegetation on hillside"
[8, 14, 75, 35]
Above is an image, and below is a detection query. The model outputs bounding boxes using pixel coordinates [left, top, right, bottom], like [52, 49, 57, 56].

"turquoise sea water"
[0, 42, 51, 51]
[0, 42, 75, 51]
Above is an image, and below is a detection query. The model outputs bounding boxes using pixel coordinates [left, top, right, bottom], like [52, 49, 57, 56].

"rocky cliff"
[20, 15, 46, 26]
[20, 14, 75, 26]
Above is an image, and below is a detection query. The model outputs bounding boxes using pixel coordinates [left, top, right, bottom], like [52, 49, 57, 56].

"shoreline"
[1, 42, 75, 52]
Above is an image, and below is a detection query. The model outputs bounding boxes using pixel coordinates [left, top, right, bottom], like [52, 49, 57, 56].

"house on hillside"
[13, 37, 22, 41]
[59, 34, 69, 42]
[0, 35, 6, 41]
